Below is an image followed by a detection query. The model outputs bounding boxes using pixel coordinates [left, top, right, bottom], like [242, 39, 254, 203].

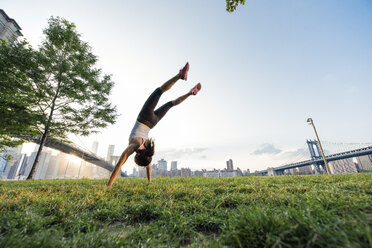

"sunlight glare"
[67, 154, 82, 164]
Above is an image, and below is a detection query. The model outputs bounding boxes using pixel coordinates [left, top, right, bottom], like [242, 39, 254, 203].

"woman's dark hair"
[134, 138, 155, 167]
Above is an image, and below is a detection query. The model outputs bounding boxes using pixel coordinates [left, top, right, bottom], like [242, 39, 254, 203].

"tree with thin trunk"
[27, 17, 117, 179]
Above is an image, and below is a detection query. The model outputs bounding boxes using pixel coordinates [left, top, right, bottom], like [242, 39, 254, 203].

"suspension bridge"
[255, 140, 372, 176]
[19, 136, 126, 177]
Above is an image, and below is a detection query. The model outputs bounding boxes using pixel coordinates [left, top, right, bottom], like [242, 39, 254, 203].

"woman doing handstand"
[107, 63, 201, 187]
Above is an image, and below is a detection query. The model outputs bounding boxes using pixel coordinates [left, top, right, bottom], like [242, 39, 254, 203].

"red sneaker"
[179, 62, 189, 80]
[190, 83, 201, 95]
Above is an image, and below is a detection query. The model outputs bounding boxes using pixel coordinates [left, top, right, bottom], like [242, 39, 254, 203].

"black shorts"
[137, 88, 174, 129]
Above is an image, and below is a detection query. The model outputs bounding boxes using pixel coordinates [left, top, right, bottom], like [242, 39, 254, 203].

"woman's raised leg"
[159, 62, 189, 93]
[153, 82, 201, 123]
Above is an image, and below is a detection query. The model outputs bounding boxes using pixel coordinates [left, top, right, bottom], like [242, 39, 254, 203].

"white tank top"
[129, 121, 150, 140]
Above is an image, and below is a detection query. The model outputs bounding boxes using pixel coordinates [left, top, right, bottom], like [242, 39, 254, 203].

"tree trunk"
[27, 82, 60, 180]
[26, 132, 48, 179]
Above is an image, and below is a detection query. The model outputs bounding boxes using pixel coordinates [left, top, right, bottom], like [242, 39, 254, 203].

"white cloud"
[252, 143, 281, 155]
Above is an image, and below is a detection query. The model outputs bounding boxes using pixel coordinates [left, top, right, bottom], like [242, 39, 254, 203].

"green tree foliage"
[0, 39, 41, 159]
[26, 17, 118, 179]
[226, 0, 246, 12]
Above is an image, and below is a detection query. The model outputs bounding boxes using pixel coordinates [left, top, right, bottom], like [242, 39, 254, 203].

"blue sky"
[3, 0, 372, 173]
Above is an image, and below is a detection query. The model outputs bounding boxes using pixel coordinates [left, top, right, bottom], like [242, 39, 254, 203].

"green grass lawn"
[0, 174, 371, 247]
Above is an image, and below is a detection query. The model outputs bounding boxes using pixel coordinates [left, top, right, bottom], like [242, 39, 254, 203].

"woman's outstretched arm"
[146, 164, 151, 182]
[107, 144, 137, 187]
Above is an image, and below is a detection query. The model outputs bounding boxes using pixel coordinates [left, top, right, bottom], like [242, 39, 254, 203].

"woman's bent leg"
[137, 88, 163, 128]
[153, 101, 174, 124]
[153, 92, 192, 124]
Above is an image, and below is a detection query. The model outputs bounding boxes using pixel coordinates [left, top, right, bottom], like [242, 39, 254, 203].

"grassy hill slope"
[1, 174, 371, 247]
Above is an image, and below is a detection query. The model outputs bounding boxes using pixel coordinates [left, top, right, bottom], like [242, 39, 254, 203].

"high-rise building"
[356, 155, 372, 171]
[34, 151, 54, 179]
[45, 154, 61, 179]
[2, 146, 24, 179]
[0, 158, 7, 173]
[64, 156, 82, 179]
[287, 168, 298, 175]
[226, 159, 233, 171]
[298, 165, 312, 174]
[157, 159, 167, 171]
[132, 167, 138, 177]
[55, 153, 68, 178]
[91, 141, 99, 154]
[181, 168, 191, 177]
[18, 156, 29, 176]
[7, 154, 26, 179]
[23, 151, 37, 178]
[171, 161, 177, 171]
[328, 158, 358, 174]
[106, 145, 115, 161]
[138, 166, 147, 178]
[0, 9, 23, 43]
[78, 160, 94, 179]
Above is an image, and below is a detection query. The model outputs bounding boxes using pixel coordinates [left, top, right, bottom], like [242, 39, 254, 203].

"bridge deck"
[20, 136, 125, 176]
[257, 146, 372, 174]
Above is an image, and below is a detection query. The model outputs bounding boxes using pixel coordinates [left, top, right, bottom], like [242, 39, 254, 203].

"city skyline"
[2, 1, 372, 173]
[2, 141, 371, 180]
[1, 142, 250, 179]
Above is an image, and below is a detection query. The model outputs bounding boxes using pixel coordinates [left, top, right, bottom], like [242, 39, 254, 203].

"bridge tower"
[307, 139, 325, 173]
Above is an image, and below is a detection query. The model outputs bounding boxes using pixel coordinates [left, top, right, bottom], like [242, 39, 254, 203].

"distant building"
[202, 168, 241, 177]
[54, 153, 67, 178]
[7, 154, 26, 179]
[132, 167, 138, 177]
[157, 159, 167, 171]
[149, 164, 159, 178]
[220, 170, 238, 177]
[24, 151, 37, 178]
[171, 161, 177, 171]
[169, 169, 181, 177]
[138, 166, 147, 178]
[91, 141, 99, 154]
[236, 167, 243, 176]
[298, 165, 312, 174]
[203, 169, 220, 177]
[1, 146, 23, 179]
[356, 155, 372, 171]
[226, 159, 234, 171]
[286, 168, 295, 175]
[0, 9, 22, 43]
[106, 145, 115, 162]
[109, 155, 120, 166]
[192, 169, 206, 177]
[0, 158, 7, 175]
[181, 168, 191, 177]
[34, 151, 54, 179]
[328, 158, 358, 174]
